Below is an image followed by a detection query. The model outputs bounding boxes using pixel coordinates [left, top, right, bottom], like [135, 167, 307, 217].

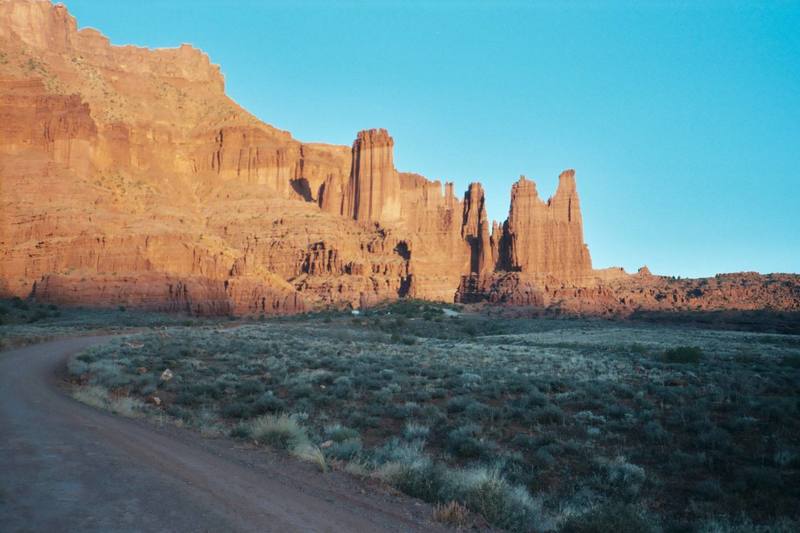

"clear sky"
[61, 0, 799, 277]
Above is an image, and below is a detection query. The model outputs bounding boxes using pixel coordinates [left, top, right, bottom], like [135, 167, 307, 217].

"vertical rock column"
[461, 183, 493, 275]
[503, 170, 592, 280]
[346, 128, 401, 224]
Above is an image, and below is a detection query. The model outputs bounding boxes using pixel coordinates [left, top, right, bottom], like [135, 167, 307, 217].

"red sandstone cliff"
[503, 171, 592, 280]
[462, 183, 493, 276]
[1, 0, 797, 316]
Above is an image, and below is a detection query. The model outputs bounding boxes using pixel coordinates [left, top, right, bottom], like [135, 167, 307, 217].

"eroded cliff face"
[1, 0, 796, 316]
[455, 271, 800, 316]
[462, 183, 493, 276]
[503, 171, 592, 280]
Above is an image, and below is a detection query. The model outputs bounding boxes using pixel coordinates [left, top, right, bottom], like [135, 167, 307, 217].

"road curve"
[0, 337, 445, 532]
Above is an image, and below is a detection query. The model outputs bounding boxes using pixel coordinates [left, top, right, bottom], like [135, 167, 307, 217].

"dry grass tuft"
[433, 500, 469, 528]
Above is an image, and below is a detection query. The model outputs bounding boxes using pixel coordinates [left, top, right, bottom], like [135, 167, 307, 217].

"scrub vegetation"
[67, 301, 800, 531]
[0, 297, 207, 349]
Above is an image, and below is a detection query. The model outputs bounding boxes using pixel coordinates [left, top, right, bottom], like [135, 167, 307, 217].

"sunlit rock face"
[2, 0, 797, 315]
[503, 171, 592, 281]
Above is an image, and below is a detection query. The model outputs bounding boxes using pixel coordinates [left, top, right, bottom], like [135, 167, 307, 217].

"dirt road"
[0, 337, 445, 532]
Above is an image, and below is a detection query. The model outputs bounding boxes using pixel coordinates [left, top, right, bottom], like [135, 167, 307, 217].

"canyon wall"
[1, 0, 797, 316]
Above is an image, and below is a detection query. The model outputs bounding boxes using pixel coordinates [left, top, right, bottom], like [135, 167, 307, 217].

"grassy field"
[67, 301, 800, 531]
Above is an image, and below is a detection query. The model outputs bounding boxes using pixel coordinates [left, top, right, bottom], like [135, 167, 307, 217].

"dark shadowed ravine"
[0, 337, 447, 532]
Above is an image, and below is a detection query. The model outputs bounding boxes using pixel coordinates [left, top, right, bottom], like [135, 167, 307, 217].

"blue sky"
[61, 0, 799, 277]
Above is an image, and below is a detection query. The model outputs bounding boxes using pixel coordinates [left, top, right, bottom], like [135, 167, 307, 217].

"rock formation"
[1, 0, 797, 316]
[462, 183, 493, 276]
[347, 128, 401, 224]
[503, 171, 592, 280]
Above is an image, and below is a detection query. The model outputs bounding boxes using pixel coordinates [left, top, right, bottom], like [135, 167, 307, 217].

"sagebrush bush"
[403, 422, 430, 441]
[441, 466, 545, 532]
[446, 424, 497, 460]
[603, 456, 646, 497]
[560, 503, 656, 533]
[326, 439, 362, 460]
[374, 442, 445, 502]
[72, 385, 110, 409]
[325, 424, 359, 442]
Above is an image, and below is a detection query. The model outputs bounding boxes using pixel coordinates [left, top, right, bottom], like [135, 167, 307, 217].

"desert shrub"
[461, 323, 479, 336]
[374, 442, 446, 502]
[347, 412, 381, 429]
[175, 391, 204, 407]
[773, 448, 799, 468]
[110, 396, 144, 417]
[132, 374, 158, 395]
[602, 456, 646, 498]
[390, 333, 416, 345]
[221, 401, 252, 419]
[27, 309, 48, 323]
[230, 423, 251, 439]
[560, 503, 656, 533]
[88, 360, 131, 388]
[606, 403, 633, 420]
[67, 358, 89, 377]
[326, 439, 363, 460]
[237, 379, 265, 395]
[446, 424, 498, 460]
[432, 500, 469, 527]
[291, 442, 327, 472]
[662, 346, 704, 364]
[72, 386, 143, 418]
[249, 414, 309, 450]
[463, 400, 492, 420]
[331, 375, 354, 398]
[165, 404, 192, 422]
[643, 420, 669, 443]
[533, 447, 557, 468]
[325, 424, 360, 442]
[252, 391, 285, 414]
[441, 466, 545, 532]
[628, 343, 650, 355]
[697, 516, 800, 533]
[65, 314, 800, 529]
[446, 396, 472, 413]
[72, 385, 110, 409]
[532, 405, 566, 425]
[693, 478, 723, 501]
[403, 422, 430, 441]
[779, 355, 800, 368]
[698, 426, 732, 451]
